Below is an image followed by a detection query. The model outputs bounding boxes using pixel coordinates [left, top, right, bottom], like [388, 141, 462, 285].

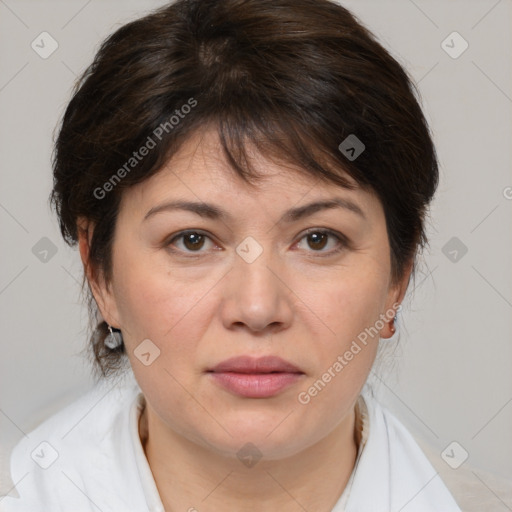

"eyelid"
[166, 229, 221, 254]
[294, 227, 349, 254]
[163, 227, 352, 258]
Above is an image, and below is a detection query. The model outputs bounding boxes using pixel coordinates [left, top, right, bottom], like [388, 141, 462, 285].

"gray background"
[1, 0, 511, 509]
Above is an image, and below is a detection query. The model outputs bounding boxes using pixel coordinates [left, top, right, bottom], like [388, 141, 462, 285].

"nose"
[219, 247, 294, 335]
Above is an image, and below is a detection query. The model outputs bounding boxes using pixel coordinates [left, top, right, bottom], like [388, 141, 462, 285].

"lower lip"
[209, 372, 304, 398]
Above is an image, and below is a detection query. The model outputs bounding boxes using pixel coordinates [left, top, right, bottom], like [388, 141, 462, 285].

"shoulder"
[2, 373, 145, 512]
[345, 390, 462, 512]
[10, 373, 139, 465]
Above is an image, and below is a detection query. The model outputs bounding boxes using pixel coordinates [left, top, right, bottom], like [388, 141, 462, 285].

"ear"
[380, 259, 414, 339]
[77, 217, 121, 328]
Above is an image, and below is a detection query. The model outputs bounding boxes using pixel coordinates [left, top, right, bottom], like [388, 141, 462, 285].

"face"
[85, 127, 407, 461]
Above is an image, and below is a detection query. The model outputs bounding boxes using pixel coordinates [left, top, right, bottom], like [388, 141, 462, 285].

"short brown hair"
[51, 0, 438, 377]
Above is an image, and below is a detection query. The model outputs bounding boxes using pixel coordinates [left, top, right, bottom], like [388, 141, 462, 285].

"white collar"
[127, 385, 460, 511]
[128, 390, 370, 511]
[3, 377, 460, 511]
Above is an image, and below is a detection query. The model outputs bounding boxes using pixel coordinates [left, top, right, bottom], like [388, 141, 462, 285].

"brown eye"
[182, 232, 205, 251]
[168, 230, 215, 253]
[307, 232, 328, 250]
[296, 229, 347, 255]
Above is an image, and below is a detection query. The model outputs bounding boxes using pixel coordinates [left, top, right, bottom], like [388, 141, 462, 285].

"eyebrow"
[143, 197, 366, 223]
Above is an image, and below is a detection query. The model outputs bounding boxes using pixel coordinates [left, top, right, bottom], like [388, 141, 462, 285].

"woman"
[3, 0, 461, 510]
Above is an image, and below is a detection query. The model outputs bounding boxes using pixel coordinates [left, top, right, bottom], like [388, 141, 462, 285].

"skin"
[79, 127, 411, 511]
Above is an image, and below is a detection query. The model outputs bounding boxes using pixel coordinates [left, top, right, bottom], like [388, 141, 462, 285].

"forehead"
[116, 126, 385, 239]
[134, 126, 361, 201]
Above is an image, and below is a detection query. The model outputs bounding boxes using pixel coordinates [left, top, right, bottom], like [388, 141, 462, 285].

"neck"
[139, 402, 360, 512]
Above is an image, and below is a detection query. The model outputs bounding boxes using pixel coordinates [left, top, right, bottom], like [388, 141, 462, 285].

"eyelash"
[165, 228, 349, 257]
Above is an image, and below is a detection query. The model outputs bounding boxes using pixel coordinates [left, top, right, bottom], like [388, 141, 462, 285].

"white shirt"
[1, 373, 461, 511]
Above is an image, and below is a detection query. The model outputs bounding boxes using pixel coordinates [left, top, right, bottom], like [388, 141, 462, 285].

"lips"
[209, 355, 303, 374]
[207, 356, 304, 398]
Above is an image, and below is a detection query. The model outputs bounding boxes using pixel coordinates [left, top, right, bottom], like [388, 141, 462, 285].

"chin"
[194, 411, 317, 462]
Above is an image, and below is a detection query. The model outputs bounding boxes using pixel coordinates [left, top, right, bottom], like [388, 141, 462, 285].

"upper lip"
[208, 356, 303, 374]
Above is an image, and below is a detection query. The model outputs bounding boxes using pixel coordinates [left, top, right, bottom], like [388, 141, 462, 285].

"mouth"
[207, 355, 305, 398]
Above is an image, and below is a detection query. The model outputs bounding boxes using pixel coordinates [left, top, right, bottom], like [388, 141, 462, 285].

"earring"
[105, 325, 123, 349]
[380, 317, 397, 340]
[382, 306, 400, 340]
[389, 317, 397, 335]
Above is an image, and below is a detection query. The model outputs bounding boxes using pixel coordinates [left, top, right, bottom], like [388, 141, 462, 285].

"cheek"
[111, 259, 213, 410]
[111, 250, 221, 359]
[292, 266, 389, 395]
[305, 266, 390, 344]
